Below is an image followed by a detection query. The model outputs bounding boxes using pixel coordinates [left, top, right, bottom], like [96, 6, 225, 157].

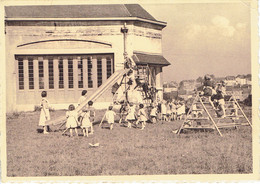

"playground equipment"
[45, 69, 130, 126]
[174, 93, 252, 137]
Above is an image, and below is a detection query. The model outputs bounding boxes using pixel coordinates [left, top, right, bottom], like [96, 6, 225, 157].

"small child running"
[66, 104, 79, 137]
[104, 106, 117, 130]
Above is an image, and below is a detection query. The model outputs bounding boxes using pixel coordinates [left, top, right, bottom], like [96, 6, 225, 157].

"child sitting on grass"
[126, 102, 136, 128]
[66, 104, 79, 137]
[104, 105, 117, 130]
[38, 91, 50, 134]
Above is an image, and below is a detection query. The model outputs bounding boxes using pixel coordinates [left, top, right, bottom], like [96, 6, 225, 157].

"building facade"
[5, 4, 170, 112]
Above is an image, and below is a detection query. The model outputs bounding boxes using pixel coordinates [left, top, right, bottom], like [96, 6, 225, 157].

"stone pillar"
[155, 66, 163, 101]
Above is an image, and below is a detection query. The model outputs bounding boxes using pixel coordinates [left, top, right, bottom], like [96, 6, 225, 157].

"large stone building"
[5, 4, 170, 112]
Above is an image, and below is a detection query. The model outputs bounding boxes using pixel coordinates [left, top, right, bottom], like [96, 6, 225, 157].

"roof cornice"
[5, 17, 167, 27]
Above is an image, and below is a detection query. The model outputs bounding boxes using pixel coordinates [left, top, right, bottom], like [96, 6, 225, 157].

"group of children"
[160, 100, 186, 122]
[38, 89, 189, 137]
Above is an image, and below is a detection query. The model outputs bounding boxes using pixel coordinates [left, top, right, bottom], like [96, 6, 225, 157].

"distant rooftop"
[5, 4, 166, 25]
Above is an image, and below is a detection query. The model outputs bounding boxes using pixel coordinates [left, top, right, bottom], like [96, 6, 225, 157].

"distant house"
[236, 75, 247, 86]
[180, 80, 197, 92]
[225, 76, 237, 86]
[163, 81, 178, 93]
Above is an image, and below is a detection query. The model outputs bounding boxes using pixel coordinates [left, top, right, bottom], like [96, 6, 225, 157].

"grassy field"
[6, 108, 252, 176]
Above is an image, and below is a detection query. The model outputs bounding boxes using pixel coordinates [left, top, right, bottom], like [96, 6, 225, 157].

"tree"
[196, 76, 203, 83]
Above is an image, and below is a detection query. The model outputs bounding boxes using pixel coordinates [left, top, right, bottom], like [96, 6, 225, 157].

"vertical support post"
[82, 58, 88, 89]
[43, 58, 49, 90]
[53, 58, 59, 103]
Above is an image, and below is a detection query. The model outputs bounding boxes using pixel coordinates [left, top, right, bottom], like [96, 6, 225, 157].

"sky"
[142, 3, 251, 82]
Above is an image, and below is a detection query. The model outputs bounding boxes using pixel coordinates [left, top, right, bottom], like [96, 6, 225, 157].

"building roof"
[132, 52, 171, 66]
[226, 76, 236, 80]
[5, 4, 164, 24]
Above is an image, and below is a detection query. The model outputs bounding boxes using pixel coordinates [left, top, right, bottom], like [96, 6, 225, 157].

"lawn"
[6, 108, 252, 176]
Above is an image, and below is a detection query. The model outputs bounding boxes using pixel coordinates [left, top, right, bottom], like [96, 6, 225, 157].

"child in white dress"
[38, 91, 50, 134]
[82, 101, 95, 135]
[104, 106, 117, 130]
[161, 100, 167, 121]
[150, 104, 157, 124]
[81, 109, 91, 137]
[126, 102, 136, 128]
[138, 104, 148, 130]
[66, 104, 79, 137]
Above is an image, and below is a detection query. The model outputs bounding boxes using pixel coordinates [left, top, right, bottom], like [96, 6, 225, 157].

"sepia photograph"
[1, 0, 258, 182]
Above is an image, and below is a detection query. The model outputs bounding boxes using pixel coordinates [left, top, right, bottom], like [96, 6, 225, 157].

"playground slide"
[46, 69, 128, 126]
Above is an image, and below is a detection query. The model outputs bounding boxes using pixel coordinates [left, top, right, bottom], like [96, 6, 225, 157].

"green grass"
[6, 108, 252, 176]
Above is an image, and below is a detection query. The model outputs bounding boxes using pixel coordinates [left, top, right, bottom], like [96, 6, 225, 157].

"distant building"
[225, 76, 237, 86]
[163, 81, 178, 93]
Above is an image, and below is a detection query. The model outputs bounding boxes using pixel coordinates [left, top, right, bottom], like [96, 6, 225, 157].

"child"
[126, 102, 136, 128]
[230, 100, 239, 121]
[78, 90, 88, 106]
[38, 91, 50, 134]
[77, 90, 88, 122]
[104, 106, 117, 130]
[66, 104, 79, 137]
[81, 109, 92, 137]
[177, 101, 186, 120]
[166, 101, 172, 122]
[137, 104, 148, 130]
[150, 104, 158, 124]
[171, 101, 177, 121]
[85, 101, 95, 134]
[161, 100, 167, 121]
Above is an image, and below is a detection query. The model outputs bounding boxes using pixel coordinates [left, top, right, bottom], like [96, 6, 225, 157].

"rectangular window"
[106, 57, 112, 79]
[28, 59, 34, 89]
[18, 59, 24, 90]
[48, 59, 54, 89]
[38, 60, 44, 89]
[58, 58, 64, 88]
[87, 57, 93, 88]
[78, 58, 83, 88]
[68, 58, 73, 88]
[97, 58, 102, 87]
